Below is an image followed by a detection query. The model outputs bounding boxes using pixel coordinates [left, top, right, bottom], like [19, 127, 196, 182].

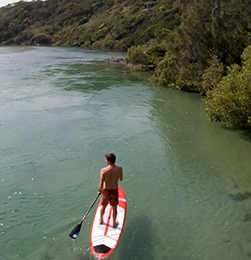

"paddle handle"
[79, 192, 101, 224]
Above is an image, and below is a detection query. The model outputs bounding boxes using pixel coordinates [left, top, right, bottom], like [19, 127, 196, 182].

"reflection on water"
[0, 46, 251, 260]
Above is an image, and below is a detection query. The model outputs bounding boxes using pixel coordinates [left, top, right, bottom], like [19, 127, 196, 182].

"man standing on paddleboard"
[98, 153, 123, 228]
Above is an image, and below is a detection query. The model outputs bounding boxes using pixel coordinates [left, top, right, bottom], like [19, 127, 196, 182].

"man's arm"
[98, 169, 104, 193]
[119, 167, 123, 181]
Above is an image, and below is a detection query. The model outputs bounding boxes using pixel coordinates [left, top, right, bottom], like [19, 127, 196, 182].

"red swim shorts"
[101, 188, 119, 206]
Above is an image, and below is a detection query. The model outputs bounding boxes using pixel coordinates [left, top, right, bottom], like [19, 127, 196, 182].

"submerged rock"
[243, 213, 251, 222]
[228, 192, 251, 201]
[105, 57, 126, 65]
[105, 57, 155, 71]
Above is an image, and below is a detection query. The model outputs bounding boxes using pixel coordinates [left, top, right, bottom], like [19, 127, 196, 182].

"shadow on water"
[241, 130, 251, 142]
[118, 215, 153, 260]
[119, 215, 189, 260]
[220, 124, 251, 142]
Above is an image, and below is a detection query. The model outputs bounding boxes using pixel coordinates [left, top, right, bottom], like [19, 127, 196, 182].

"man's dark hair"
[105, 153, 116, 164]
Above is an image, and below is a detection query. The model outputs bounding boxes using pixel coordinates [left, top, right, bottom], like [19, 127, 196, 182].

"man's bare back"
[99, 165, 123, 190]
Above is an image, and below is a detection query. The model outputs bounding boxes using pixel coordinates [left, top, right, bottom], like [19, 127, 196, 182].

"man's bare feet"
[113, 221, 119, 228]
[99, 219, 104, 225]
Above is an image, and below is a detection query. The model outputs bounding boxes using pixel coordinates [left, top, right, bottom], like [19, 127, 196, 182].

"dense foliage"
[204, 46, 251, 129]
[0, 0, 180, 50]
[151, 0, 251, 87]
[1, 0, 251, 129]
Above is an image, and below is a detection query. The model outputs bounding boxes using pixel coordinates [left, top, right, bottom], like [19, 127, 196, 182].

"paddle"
[69, 192, 101, 239]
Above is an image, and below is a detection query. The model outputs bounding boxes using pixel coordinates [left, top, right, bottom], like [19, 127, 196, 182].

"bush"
[32, 33, 51, 45]
[201, 55, 225, 95]
[204, 45, 251, 129]
[175, 62, 202, 91]
[146, 44, 167, 66]
[150, 49, 175, 86]
[125, 45, 149, 65]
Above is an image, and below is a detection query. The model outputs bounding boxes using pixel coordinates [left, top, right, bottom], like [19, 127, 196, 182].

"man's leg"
[99, 205, 106, 224]
[112, 205, 119, 228]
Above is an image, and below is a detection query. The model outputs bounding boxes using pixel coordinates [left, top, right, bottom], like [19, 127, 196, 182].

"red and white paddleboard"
[90, 186, 127, 259]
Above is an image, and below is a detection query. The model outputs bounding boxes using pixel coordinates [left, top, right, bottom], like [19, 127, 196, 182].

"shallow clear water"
[0, 46, 251, 260]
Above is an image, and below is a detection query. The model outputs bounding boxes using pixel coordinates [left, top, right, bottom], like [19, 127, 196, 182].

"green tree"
[153, 0, 251, 91]
[124, 45, 149, 65]
[32, 33, 51, 44]
[201, 55, 224, 95]
[146, 44, 167, 67]
[204, 45, 251, 129]
[151, 48, 179, 88]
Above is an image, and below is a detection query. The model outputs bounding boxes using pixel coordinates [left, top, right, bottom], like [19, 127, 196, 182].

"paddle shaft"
[79, 192, 101, 224]
[69, 192, 101, 239]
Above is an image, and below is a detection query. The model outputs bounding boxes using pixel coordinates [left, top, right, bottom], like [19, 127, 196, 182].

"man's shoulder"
[101, 166, 109, 171]
[101, 165, 122, 172]
[115, 165, 123, 172]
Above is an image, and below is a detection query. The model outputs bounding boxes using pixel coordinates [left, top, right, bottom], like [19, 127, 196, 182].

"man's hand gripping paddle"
[69, 193, 101, 239]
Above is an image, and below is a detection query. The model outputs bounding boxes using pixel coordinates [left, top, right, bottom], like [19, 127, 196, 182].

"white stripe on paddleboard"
[119, 198, 126, 202]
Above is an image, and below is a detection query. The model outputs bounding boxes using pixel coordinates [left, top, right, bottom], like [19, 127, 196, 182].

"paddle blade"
[69, 223, 82, 239]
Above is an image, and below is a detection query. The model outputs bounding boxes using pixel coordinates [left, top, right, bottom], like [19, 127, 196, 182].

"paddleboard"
[90, 186, 127, 259]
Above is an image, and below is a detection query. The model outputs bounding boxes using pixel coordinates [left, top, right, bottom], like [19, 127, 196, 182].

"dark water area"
[0, 46, 251, 260]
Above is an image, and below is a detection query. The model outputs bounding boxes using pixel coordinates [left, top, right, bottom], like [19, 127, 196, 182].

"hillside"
[0, 0, 181, 50]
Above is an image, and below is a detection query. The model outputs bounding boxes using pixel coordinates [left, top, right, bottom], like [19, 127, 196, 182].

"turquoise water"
[0, 46, 251, 260]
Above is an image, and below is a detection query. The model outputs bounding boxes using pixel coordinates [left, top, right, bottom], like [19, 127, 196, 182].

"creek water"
[0, 46, 251, 260]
